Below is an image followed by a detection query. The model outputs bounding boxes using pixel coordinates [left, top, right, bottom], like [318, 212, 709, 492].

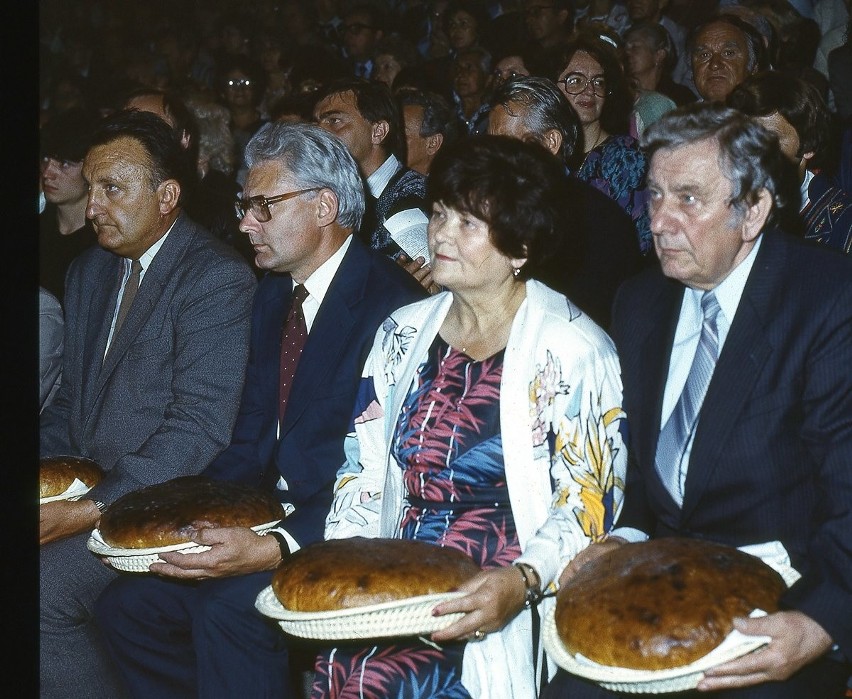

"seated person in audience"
[543, 102, 852, 699]
[314, 78, 434, 289]
[39, 286, 64, 413]
[396, 86, 458, 176]
[372, 33, 422, 90]
[94, 123, 425, 699]
[555, 31, 653, 254]
[728, 69, 852, 254]
[313, 133, 627, 699]
[450, 45, 492, 135]
[487, 75, 645, 328]
[623, 21, 697, 106]
[40, 109, 256, 699]
[687, 13, 767, 103]
[39, 107, 99, 304]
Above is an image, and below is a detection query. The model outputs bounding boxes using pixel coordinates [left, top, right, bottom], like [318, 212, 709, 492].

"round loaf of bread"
[555, 538, 786, 670]
[40, 456, 104, 499]
[272, 538, 481, 612]
[98, 476, 284, 548]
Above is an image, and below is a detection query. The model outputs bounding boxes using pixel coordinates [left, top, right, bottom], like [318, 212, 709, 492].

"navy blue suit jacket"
[611, 229, 852, 657]
[205, 237, 425, 547]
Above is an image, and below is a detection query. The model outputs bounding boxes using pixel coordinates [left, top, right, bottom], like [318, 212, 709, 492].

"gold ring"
[473, 629, 486, 641]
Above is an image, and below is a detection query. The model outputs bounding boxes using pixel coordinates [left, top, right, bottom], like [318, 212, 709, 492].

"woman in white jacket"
[312, 135, 628, 699]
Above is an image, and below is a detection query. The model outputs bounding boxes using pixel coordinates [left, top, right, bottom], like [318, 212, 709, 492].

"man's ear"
[371, 120, 390, 146]
[157, 180, 181, 215]
[426, 133, 444, 155]
[541, 128, 562, 158]
[742, 188, 772, 242]
[316, 188, 339, 227]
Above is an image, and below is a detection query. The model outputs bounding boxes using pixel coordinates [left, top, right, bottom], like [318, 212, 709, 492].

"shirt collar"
[298, 234, 353, 305]
[131, 217, 176, 277]
[366, 154, 401, 198]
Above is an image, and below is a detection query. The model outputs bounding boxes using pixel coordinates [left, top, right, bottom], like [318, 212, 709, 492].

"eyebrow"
[316, 109, 347, 120]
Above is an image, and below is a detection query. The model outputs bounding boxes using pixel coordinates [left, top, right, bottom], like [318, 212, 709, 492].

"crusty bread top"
[555, 538, 786, 670]
[98, 476, 284, 548]
[40, 456, 104, 499]
[272, 537, 481, 612]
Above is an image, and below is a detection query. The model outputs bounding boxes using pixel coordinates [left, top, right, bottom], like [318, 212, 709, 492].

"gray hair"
[487, 76, 581, 166]
[641, 103, 792, 227]
[245, 122, 365, 230]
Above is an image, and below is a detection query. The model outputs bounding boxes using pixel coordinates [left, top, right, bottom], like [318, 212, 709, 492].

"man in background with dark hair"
[314, 78, 430, 267]
[728, 70, 852, 254]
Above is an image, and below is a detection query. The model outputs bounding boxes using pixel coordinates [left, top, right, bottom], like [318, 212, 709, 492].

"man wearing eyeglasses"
[94, 122, 425, 699]
[341, 3, 385, 79]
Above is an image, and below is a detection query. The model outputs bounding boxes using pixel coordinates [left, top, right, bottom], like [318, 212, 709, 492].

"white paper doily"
[255, 586, 466, 640]
[542, 607, 771, 694]
[40, 477, 92, 504]
[87, 521, 281, 572]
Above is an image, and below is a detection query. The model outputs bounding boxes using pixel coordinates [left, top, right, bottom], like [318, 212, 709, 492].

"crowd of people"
[39, 1, 851, 698]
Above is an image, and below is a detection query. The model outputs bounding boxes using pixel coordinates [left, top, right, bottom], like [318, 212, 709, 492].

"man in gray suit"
[39, 110, 257, 698]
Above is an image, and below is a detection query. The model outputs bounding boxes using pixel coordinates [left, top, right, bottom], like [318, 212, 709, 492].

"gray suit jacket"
[40, 212, 257, 505]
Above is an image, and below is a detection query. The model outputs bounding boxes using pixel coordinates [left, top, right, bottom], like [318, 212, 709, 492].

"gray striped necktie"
[655, 291, 721, 506]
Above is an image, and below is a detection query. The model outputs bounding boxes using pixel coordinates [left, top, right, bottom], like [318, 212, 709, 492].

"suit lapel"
[278, 241, 368, 437]
[81, 253, 123, 413]
[96, 215, 194, 389]
[681, 235, 780, 517]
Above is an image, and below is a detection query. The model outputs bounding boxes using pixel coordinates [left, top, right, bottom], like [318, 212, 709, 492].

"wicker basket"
[86, 521, 280, 573]
[255, 586, 466, 640]
[542, 606, 771, 694]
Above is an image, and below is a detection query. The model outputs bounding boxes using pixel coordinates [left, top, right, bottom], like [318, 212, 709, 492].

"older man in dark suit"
[545, 104, 852, 697]
[94, 122, 425, 699]
[39, 110, 256, 698]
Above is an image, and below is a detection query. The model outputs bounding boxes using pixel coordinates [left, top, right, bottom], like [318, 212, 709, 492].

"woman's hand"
[430, 566, 527, 643]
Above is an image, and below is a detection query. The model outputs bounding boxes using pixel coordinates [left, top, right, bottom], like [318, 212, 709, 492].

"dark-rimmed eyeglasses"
[226, 78, 252, 89]
[234, 188, 321, 222]
[558, 73, 609, 97]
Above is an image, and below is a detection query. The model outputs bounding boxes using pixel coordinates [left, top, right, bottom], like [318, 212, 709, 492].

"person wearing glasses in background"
[556, 30, 653, 255]
[94, 122, 424, 699]
[219, 55, 268, 187]
[341, 2, 385, 79]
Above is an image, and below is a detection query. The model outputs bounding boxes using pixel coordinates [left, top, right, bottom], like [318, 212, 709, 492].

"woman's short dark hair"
[427, 135, 569, 279]
[556, 31, 634, 136]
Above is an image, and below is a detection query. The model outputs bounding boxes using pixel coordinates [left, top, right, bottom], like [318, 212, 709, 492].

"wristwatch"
[90, 499, 108, 514]
[514, 561, 544, 608]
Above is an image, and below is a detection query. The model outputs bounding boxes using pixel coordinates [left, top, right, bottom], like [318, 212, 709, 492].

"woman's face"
[428, 201, 521, 292]
[223, 69, 256, 108]
[557, 50, 606, 127]
[447, 10, 478, 52]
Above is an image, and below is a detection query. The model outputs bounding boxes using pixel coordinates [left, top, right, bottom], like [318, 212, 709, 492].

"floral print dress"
[311, 337, 522, 699]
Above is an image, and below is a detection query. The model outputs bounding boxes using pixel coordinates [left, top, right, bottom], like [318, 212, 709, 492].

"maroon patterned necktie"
[278, 284, 309, 423]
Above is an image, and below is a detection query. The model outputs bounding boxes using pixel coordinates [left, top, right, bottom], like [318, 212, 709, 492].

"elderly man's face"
[402, 104, 432, 175]
[648, 138, 757, 290]
[314, 90, 378, 169]
[83, 136, 174, 260]
[691, 22, 752, 103]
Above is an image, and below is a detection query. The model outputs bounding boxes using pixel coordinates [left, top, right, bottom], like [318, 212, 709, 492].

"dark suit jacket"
[535, 175, 646, 329]
[611, 229, 852, 657]
[40, 212, 257, 504]
[205, 236, 426, 547]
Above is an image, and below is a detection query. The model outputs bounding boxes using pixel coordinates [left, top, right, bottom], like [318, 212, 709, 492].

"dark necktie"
[278, 284, 309, 424]
[107, 259, 142, 358]
[654, 291, 721, 506]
